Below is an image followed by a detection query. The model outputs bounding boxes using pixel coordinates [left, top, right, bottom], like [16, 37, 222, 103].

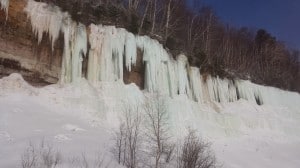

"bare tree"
[138, 0, 151, 34]
[150, 0, 158, 33]
[114, 104, 142, 168]
[177, 129, 217, 168]
[21, 142, 38, 168]
[21, 141, 61, 168]
[144, 96, 171, 168]
[161, 0, 178, 42]
[127, 0, 142, 11]
[69, 152, 112, 168]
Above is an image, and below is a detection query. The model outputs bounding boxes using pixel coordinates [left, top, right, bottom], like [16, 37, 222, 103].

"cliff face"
[0, 0, 144, 87]
[0, 0, 64, 85]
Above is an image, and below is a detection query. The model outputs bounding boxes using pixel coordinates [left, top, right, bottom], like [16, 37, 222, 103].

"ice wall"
[87, 24, 300, 110]
[137, 35, 176, 95]
[24, 0, 300, 110]
[0, 0, 9, 19]
[60, 21, 87, 84]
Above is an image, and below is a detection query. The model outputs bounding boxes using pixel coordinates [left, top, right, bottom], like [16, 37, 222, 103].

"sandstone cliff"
[0, 0, 64, 85]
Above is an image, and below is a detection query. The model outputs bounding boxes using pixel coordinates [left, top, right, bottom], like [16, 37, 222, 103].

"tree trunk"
[139, 0, 150, 34]
[151, 0, 157, 33]
[165, 0, 172, 43]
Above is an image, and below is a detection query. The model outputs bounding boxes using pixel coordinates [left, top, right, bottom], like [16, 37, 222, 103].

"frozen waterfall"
[25, 0, 87, 84]
[87, 24, 136, 83]
[23, 0, 300, 110]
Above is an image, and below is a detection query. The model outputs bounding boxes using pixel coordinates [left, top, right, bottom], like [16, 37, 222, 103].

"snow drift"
[1, 73, 300, 168]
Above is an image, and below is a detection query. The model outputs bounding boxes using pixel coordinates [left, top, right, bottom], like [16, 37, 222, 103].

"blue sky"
[189, 0, 300, 50]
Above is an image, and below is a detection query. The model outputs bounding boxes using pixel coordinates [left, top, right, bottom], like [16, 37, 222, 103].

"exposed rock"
[0, 0, 62, 85]
[123, 49, 144, 89]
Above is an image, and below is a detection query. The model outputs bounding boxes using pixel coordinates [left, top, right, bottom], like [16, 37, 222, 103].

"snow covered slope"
[0, 74, 300, 168]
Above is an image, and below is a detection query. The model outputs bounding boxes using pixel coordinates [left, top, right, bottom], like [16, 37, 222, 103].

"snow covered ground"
[0, 74, 300, 168]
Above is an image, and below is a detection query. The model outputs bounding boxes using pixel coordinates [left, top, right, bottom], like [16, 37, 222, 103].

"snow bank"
[0, 73, 37, 95]
[1, 72, 300, 168]
[1, 73, 299, 142]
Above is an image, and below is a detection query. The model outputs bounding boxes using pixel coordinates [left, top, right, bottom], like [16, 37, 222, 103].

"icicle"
[71, 23, 87, 83]
[228, 80, 238, 102]
[189, 67, 203, 102]
[177, 54, 190, 96]
[25, 0, 87, 84]
[60, 15, 73, 84]
[234, 79, 300, 108]
[205, 75, 217, 102]
[113, 28, 126, 80]
[136, 35, 178, 95]
[24, 0, 63, 50]
[235, 80, 257, 104]
[125, 33, 137, 71]
[100, 26, 114, 81]
[87, 24, 103, 84]
[88, 25, 130, 83]
[59, 16, 87, 84]
[0, 0, 9, 20]
[166, 59, 178, 97]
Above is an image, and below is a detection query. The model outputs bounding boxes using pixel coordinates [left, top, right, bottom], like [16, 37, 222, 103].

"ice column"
[189, 67, 203, 103]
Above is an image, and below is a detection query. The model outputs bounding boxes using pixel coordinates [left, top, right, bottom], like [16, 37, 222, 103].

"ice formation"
[25, 0, 64, 50]
[24, 0, 300, 110]
[25, 0, 87, 83]
[189, 67, 203, 103]
[205, 76, 238, 103]
[87, 24, 300, 109]
[136, 35, 174, 94]
[61, 21, 87, 83]
[0, 0, 9, 19]
[87, 24, 133, 83]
